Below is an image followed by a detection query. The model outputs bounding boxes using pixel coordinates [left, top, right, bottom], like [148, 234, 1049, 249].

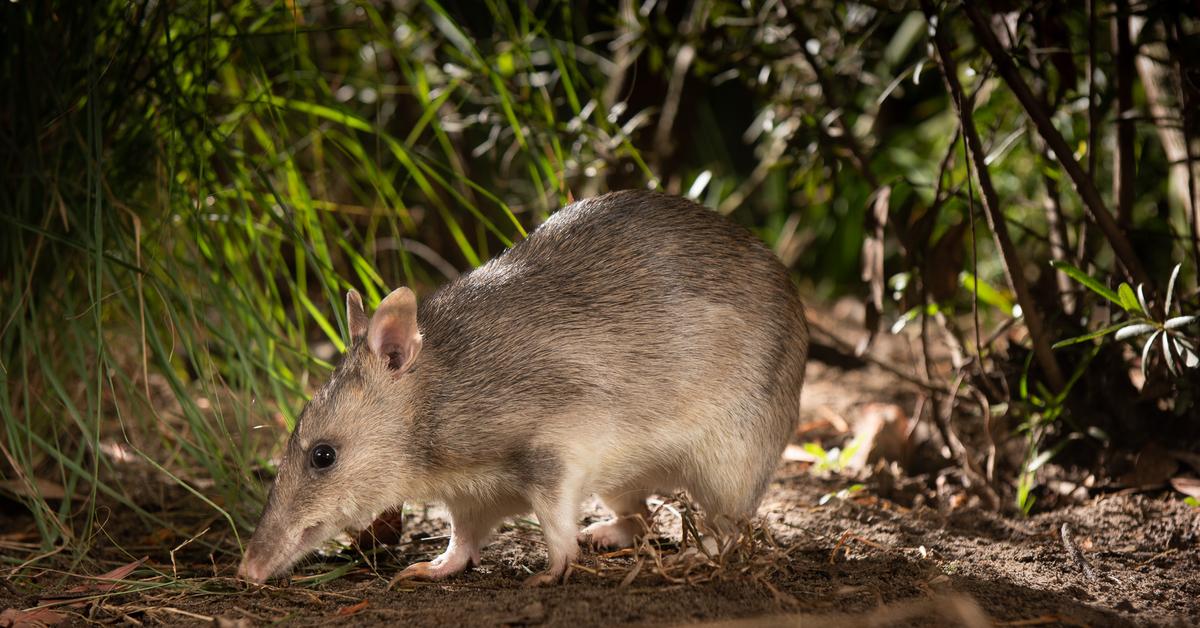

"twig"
[784, 3, 879, 189]
[1059, 523, 1095, 581]
[1113, 0, 1136, 231]
[960, 1, 1151, 289]
[828, 531, 884, 564]
[651, 0, 709, 171]
[806, 317, 952, 394]
[1042, 170, 1076, 314]
[157, 607, 214, 622]
[1019, 37, 1076, 315]
[924, 1, 1066, 392]
[1165, 19, 1200, 275]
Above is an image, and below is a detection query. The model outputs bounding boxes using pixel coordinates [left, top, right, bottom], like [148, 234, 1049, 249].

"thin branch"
[784, 3, 880, 189]
[1042, 171, 1076, 314]
[1168, 19, 1200, 278]
[651, 0, 709, 174]
[806, 317, 953, 395]
[1113, 0, 1136, 230]
[1078, 0, 1097, 268]
[1018, 19, 1075, 315]
[1134, 16, 1200, 276]
[923, 0, 1066, 392]
[961, 1, 1151, 289]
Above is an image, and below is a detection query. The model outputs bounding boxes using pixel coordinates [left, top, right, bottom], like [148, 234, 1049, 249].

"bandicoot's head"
[237, 288, 424, 583]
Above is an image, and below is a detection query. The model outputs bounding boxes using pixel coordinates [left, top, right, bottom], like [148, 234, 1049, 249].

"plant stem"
[961, 1, 1151, 289]
[924, 0, 1067, 392]
[1113, 0, 1136, 231]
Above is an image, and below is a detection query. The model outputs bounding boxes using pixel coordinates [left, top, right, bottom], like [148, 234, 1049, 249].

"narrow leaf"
[960, 271, 1014, 315]
[1163, 331, 1178, 375]
[1114, 323, 1156, 341]
[1118, 283, 1141, 314]
[1165, 316, 1197, 330]
[1167, 263, 1182, 312]
[1052, 322, 1129, 349]
[1142, 330, 1162, 381]
[1050, 260, 1120, 305]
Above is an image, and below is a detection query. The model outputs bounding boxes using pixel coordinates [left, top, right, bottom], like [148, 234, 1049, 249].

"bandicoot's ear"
[346, 290, 368, 342]
[367, 287, 422, 375]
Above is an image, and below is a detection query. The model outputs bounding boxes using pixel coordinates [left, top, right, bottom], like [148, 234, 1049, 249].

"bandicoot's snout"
[236, 519, 326, 584]
[236, 551, 269, 584]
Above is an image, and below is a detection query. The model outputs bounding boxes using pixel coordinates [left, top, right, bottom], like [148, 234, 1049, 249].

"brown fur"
[237, 190, 809, 585]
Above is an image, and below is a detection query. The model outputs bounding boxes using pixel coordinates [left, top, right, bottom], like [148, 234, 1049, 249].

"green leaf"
[1051, 322, 1128, 349]
[1050, 260, 1121, 305]
[1118, 283, 1141, 314]
[802, 442, 828, 459]
[961, 272, 1015, 315]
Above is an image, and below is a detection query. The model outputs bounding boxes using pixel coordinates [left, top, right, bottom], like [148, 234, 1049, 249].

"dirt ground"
[2, 307, 1198, 627]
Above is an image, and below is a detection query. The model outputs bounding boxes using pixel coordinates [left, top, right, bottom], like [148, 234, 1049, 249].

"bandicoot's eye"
[310, 444, 337, 470]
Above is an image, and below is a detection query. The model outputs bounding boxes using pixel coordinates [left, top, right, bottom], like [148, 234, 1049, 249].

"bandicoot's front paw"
[389, 557, 467, 587]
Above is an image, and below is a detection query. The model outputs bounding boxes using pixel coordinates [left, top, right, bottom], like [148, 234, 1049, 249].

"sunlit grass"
[0, 0, 644, 574]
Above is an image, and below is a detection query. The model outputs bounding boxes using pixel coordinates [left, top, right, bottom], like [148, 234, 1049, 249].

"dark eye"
[310, 444, 337, 470]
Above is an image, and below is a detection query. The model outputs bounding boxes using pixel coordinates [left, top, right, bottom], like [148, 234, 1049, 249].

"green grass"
[0, 0, 644, 572]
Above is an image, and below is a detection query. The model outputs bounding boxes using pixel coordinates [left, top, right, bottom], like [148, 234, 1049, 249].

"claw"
[387, 561, 435, 588]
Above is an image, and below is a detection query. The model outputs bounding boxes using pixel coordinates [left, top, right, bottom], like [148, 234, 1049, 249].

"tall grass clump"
[0, 0, 656, 568]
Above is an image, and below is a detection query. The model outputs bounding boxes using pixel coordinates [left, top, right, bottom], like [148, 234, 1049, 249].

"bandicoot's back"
[237, 189, 808, 586]
[416, 189, 809, 510]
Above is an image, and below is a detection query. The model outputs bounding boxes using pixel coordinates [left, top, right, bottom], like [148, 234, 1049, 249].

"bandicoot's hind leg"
[685, 431, 780, 548]
[392, 500, 502, 583]
[578, 488, 651, 549]
[524, 474, 584, 587]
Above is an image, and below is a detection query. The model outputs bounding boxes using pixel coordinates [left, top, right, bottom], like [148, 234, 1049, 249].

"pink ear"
[346, 290, 368, 341]
[367, 287, 422, 374]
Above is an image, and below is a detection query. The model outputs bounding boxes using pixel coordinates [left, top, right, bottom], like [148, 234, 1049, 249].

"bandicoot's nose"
[236, 553, 268, 584]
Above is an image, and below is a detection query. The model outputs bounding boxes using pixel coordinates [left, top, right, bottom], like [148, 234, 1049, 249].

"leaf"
[960, 271, 1015, 315]
[1165, 316, 1197, 330]
[0, 478, 71, 501]
[860, 186, 891, 353]
[1114, 323, 1156, 341]
[48, 556, 148, 603]
[1167, 263, 1182, 312]
[781, 443, 820, 463]
[890, 306, 919, 334]
[802, 442, 828, 460]
[1050, 260, 1120, 305]
[1163, 331, 1178, 375]
[1142, 330, 1162, 381]
[335, 600, 369, 617]
[1052, 322, 1129, 348]
[1027, 448, 1056, 473]
[1171, 337, 1199, 369]
[1118, 283, 1141, 314]
[0, 607, 65, 627]
[1169, 477, 1200, 499]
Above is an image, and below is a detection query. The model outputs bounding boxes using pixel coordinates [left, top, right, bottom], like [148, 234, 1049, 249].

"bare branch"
[961, 1, 1151, 289]
[1113, 0, 1136, 230]
[923, 0, 1066, 392]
